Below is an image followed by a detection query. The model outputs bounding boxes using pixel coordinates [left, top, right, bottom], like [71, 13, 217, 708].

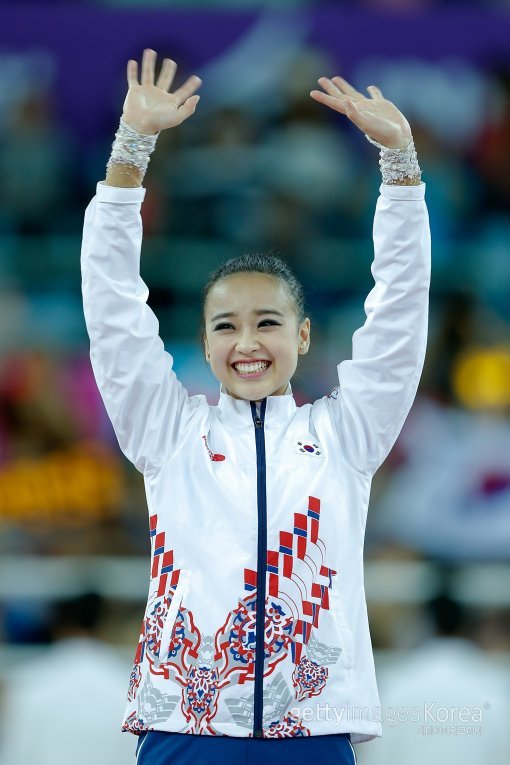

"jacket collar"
[216, 383, 297, 428]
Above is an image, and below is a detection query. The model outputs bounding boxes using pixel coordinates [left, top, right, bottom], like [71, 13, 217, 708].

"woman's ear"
[204, 336, 210, 363]
[298, 318, 311, 354]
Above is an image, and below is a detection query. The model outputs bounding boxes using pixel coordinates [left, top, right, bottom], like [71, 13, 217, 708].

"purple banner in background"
[0, 4, 509, 142]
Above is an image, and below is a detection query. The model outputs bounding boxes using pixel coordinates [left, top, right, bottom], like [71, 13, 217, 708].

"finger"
[127, 59, 138, 89]
[175, 95, 200, 124]
[367, 85, 384, 101]
[156, 58, 177, 92]
[310, 89, 348, 114]
[141, 48, 156, 86]
[172, 74, 203, 106]
[317, 76, 344, 99]
[331, 75, 362, 98]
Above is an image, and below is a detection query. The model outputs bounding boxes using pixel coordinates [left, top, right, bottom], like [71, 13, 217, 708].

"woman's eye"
[213, 320, 280, 331]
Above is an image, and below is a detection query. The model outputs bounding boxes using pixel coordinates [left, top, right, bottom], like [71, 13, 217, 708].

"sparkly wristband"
[365, 134, 422, 184]
[106, 117, 160, 177]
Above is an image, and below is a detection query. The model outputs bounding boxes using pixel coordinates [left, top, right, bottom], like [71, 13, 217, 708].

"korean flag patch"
[295, 440, 323, 457]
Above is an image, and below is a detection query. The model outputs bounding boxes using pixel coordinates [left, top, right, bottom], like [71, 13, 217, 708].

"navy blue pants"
[135, 730, 356, 765]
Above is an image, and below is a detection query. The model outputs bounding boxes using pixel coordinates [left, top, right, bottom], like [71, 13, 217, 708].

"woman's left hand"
[310, 76, 412, 150]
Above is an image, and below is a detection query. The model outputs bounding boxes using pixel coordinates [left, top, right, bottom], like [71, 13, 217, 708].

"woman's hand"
[310, 76, 412, 150]
[122, 48, 202, 135]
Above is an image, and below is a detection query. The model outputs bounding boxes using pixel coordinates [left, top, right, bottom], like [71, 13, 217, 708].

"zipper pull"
[250, 400, 265, 428]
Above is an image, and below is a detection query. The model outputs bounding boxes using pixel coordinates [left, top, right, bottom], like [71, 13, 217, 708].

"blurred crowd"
[0, 41, 509, 556]
[0, 19, 509, 765]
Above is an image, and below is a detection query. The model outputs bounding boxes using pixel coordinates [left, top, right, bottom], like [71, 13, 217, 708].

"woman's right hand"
[122, 48, 202, 135]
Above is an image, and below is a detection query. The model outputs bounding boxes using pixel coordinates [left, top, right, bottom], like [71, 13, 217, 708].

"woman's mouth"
[232, 360, 271, 378]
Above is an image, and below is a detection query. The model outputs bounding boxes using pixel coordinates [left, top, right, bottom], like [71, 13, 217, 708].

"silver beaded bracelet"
[106, 117, 160, 177]
[365, 134, 421, 184]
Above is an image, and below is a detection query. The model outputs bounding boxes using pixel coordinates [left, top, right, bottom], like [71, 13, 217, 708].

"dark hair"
[51, 591, 104, 636]
[426, 593, 466, 637]
[200, 252, 306, 340]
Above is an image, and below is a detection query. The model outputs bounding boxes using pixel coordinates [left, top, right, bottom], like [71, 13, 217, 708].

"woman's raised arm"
[81, 51, 205, 474]
[105, 48, 202, 187]
[310, 75, 421, 186]
[310, 75, 429, 476]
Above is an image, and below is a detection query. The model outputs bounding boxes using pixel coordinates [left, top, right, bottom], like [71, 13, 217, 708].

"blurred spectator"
[370, 394, 510, 559]
[0, 592, 135, 765]
[412, 122, 481, 245]
[473, 66, 510, 214]
[358, 594, 510, 765]
[0, 90, 74, 234]
[0, 350, 79, 461]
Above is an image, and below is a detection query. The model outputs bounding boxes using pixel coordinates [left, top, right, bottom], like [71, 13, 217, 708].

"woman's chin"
[225, 379, 288, 401]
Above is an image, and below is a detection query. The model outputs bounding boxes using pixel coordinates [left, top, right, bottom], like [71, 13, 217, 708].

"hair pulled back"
[200, 253, 306, 340]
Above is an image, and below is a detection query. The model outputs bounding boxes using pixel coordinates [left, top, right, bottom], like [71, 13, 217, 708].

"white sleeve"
[325, 182, 431, 476]
[80, 182, 200, 474]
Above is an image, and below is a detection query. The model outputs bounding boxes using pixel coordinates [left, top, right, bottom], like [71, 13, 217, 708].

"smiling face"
[203, 272, 310, 401]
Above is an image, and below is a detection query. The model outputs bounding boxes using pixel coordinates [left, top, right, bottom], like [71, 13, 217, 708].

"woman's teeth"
[233, 361, 270, 376]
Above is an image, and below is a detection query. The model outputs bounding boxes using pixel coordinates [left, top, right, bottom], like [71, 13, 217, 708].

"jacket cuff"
[96, 181, 147, 204]
[379, 182, 426, 200]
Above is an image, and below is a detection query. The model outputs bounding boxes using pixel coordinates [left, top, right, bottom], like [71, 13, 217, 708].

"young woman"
[81, 49, 429, 765]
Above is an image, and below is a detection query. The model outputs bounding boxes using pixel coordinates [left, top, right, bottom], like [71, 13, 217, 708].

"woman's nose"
[235, 331, 260, 354]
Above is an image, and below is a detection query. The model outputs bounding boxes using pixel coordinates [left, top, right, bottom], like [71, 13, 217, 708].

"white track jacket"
[81, 181, 430, 743]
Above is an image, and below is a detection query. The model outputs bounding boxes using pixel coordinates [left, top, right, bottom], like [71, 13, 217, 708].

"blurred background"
[0, 1, 509, 763]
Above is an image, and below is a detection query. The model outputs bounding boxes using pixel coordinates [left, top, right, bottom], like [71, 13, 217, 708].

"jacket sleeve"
[81, 182, 199, 474]
[325, 182, 431, 476]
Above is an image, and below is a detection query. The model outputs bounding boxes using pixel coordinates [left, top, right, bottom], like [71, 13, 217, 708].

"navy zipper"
[250, 398, 267, 738]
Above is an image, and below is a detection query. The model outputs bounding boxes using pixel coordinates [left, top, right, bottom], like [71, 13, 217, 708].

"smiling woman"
[80, 48, 429, 764]
[201, 254, 311, 401]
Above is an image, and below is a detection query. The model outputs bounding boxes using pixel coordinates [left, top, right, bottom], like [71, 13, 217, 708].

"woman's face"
[203, 272, 310, 401]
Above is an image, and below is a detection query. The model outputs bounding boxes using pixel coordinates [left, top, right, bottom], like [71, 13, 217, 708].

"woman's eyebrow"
[210, 312, 235, 322]
[210, 309, 285, 322]
[254, 309, 285, 317]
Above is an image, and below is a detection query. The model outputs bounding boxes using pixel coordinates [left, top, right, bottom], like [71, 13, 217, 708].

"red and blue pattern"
[124, 496, 341, 738]
[264, 712, 311, 738]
